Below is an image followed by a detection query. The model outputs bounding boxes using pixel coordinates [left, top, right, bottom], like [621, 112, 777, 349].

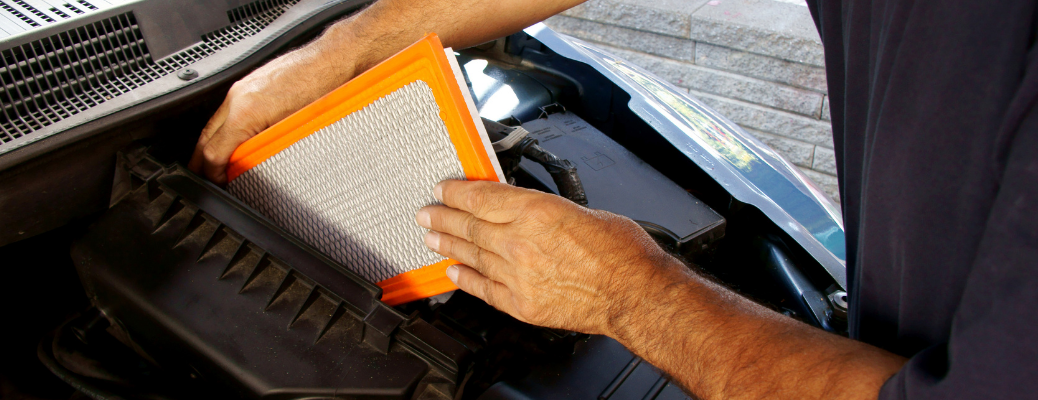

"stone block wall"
[544, 0, 840, 203]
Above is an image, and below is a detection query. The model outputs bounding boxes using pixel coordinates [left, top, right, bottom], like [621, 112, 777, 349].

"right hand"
[415, 180, 691, 337]
[188, 47, 356, 184]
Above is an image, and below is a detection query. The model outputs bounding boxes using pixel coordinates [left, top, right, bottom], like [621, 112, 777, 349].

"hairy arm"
[189, 0, 585, 183]
[417, 180, 906, 399]
[617, 255, 905, 398]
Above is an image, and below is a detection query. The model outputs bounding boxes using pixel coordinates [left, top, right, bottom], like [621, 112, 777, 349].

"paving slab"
[597, 45, 823, 116]
[811, 146, 837, 175]
[688, 16, 825, 66]
[546, 16, 695, 61]
[561, 0, 710, 38]
[745, 128, 816, 168]
[693, 0, 820, 43]
[695, 42, 827, 92]
[688, 89, 834, 148]
[799, 167, 841, 203]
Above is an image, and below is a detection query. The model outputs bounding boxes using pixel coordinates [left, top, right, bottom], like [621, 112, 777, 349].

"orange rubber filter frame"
[226, 33, 503, 306]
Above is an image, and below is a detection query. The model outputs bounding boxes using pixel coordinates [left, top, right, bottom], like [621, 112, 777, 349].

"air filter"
[226, 34, 504, 305]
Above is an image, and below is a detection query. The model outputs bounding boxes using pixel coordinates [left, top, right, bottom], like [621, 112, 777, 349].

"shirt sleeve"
[878, 82, 1038, 399]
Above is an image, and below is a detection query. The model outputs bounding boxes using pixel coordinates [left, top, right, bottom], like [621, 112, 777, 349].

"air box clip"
[363, 303, 403, 353]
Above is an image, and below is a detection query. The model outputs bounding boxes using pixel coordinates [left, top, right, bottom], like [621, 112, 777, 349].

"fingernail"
[445, 265, 459, 283]
[424, 231, 440, 251]
[433, 183, 444, 202]
[415, 209, 431, 228]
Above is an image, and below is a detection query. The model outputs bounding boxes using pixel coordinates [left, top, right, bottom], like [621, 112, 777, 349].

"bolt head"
[178, 68, 199, 81]
[828, 291, 849, 310]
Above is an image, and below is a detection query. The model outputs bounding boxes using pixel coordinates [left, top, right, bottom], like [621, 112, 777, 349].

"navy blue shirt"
[805, 0, 1038, 398]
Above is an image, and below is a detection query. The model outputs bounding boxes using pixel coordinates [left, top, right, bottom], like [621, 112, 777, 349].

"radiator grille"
[0, 1, 39, 27]
[66, 3, 87, 15]
[12, 1, 56, 23]
[48, 7, 71, 19]
[77, 0, 98, 11]
[228, 0, 298, 24]
[0, 0, 300, 150]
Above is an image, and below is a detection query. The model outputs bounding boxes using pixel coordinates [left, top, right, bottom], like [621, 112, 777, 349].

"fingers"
[417, 205, 511, 255]
[434, 180, 534, 223]
[189, 100, 232, 173]
[199, 125, 255, 185]
[189, 92, 256, 184]
[446, 264, 520, 318]
[425, 231, 511, 283]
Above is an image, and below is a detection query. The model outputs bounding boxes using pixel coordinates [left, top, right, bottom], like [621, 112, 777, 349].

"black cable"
[520, 141, 588, 207]
[482, 117, 589, 206]
[37, 334, 127, 400]
[38, 312, 192, 400]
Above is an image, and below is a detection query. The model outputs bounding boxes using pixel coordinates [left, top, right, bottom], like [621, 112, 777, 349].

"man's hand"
[415, 180, 687, 336]
[417, 179, 907, 399]
[188, 32, 359, 184]
[188, 0, 587, 184]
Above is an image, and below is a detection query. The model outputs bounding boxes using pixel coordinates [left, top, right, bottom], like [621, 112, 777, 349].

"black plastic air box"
[519, 109, 725, 257]
[477, 336, 690, 400]
[70, 148, 698, 400]
[71, 149, 468, 399]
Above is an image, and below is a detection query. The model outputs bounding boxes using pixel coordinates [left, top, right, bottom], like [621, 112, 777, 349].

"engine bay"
[0, 1, 846, 398]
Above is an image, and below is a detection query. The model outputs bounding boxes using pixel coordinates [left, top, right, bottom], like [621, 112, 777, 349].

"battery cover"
[226, 34, 504, 305]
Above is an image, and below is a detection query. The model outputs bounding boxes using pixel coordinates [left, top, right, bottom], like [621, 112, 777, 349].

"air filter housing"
[227, 34, 504, 305]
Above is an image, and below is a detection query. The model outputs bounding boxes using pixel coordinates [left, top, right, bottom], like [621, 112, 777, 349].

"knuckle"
[479, 279, 497, 306]
[228, 87, 262, 109]
[439, 234, 457, 255]
[467, 184, 490, 213]
[226, 84, 249, 102]
[463, 214, 482, 241]
[430, 208, 449, 230]
[226, 83, 242, 97]
[473, 246, 490, 268]
[201, 144, 224, 164]
[229, 79, 256, 95]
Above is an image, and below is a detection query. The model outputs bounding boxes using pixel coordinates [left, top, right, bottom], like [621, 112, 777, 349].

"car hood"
[525, 24, 847, 288]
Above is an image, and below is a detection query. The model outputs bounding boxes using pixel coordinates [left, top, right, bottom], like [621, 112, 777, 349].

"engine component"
[518, 107, 725, 257]
[67, 148, 698, 399]
[71, 149, 468, 399]
[753, 235, 836, 331]
[478, 336, 689, 400]
[39, 309, 227, 399]
[519, 141, 589, 207]
[484, 117, 588, 206]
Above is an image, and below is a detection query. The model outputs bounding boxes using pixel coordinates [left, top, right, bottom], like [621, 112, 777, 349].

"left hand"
[415, 180, 689, 336]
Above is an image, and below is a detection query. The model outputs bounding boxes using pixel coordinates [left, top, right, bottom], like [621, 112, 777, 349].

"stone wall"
[543, 0, 840, 203]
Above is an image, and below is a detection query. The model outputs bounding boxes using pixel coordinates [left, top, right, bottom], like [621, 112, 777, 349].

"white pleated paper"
[228, 81, 464, 282]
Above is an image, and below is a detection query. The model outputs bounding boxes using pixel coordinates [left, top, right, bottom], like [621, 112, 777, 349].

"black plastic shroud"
[71, 149, 468, 399]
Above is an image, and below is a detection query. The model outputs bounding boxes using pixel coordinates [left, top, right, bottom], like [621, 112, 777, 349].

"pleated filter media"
[229, 82, 464, 281]
[225, 34, 504, 305]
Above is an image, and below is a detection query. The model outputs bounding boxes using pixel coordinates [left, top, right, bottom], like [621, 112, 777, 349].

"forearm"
[417, 181, 906, 398]
[610, 260, 907, 399]
[305, 0, 584, 79]
[189, 0, 586, 182]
